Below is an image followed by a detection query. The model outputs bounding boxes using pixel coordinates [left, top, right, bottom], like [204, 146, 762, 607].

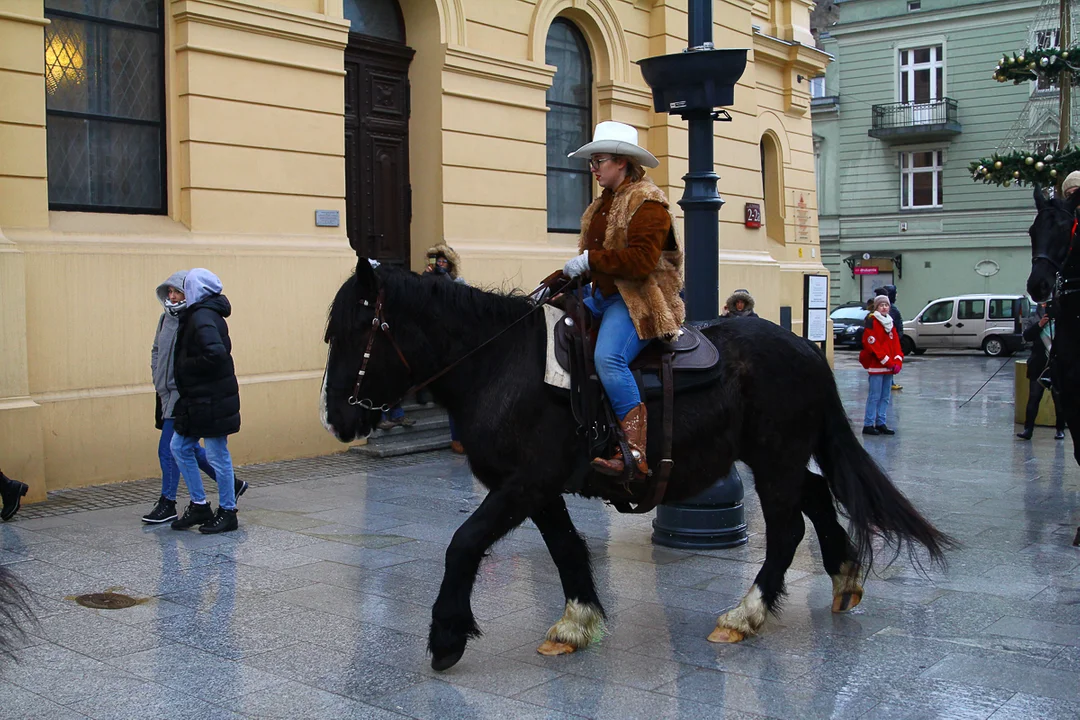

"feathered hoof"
[831, 589, 863, 613]
[707, 626, 745, 644]
[536, 639, 577, 656]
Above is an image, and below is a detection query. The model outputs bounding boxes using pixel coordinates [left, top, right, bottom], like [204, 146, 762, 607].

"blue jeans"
[384, 405, 404, 422]
[171, 433, 236, 510]
[158, 419, 216, 502]
[863, 373, 892, 428]
[586, 290, 650, 420]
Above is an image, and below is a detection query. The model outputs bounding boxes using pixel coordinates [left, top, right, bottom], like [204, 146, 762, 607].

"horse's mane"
[326, 265, 535, 344]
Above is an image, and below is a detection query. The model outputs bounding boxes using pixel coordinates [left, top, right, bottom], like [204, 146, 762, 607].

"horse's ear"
[1034, 186, 1049, 211]
[354, 256, 379, 298]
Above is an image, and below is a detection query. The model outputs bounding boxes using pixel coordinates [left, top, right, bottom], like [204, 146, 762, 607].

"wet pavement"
[1, 351, 1078, 719]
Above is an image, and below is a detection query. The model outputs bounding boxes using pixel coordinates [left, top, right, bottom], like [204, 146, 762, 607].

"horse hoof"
[707, 626, 745, 643]
[832, 590, 863, 613]
[431, 648, 465, 672]
[537, 639, 577, 656]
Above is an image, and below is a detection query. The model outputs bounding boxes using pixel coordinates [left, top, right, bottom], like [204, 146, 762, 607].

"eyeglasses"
[588, 156, 613, 171]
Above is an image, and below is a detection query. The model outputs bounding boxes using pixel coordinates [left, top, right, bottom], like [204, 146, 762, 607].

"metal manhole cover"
[74, 592, 138, 610]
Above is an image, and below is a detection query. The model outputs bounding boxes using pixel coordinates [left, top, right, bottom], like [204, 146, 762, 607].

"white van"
[902, 294, 1030, 357]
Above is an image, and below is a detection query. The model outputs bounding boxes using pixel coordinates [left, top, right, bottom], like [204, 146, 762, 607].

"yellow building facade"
[0, 0, 827, 498]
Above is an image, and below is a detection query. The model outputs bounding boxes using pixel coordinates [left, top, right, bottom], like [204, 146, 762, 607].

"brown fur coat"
[578, 179, 684, 340]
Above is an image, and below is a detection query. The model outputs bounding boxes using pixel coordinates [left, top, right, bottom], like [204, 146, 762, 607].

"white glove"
[563, 251, 590, 278]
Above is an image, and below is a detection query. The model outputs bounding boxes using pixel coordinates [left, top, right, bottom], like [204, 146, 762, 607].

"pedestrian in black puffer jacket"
[169, 268, 242, 534]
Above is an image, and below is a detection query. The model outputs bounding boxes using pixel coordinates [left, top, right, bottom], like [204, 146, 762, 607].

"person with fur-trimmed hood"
[722, 289, 758, 318]
[425, 243, 466, 284]
[560, 121, 684, 478]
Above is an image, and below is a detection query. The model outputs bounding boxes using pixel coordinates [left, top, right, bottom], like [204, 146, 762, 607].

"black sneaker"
[142, 496, 178, 524]
[0, 472, 29, 522]
[861, 426, 880, 436]
[234, 479, 249, 499]
[875, 425, 896, 435]
[171, 502, 214, 530]
[1016, 429, 1033, 440]
[1056, 430, 1066, 440]
[199, 507, 238, 534]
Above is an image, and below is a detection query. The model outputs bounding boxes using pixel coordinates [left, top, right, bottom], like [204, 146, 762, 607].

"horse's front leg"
[531, 496, 605, 656]
[429, 487, 529, 671]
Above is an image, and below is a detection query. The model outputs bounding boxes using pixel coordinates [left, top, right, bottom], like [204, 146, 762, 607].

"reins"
[346, 271, 579, 411]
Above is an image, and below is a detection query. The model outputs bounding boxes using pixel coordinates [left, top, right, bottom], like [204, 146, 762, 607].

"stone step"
[368, 412, 449, 439]
[351, 431, 452, 457]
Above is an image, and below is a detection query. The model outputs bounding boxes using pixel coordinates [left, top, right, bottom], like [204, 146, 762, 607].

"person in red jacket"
[860, 295, 903, 435]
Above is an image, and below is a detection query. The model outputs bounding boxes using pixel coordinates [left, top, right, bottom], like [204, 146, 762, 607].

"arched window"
[545, 19, 592, 233]
[343, 0, 405, 42]
[760, 134, 786, 244]
[44, 0, 166, 213]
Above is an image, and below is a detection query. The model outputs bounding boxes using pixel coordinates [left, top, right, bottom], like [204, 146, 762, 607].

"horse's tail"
[814, 389, 955, 573]
[0, 564, 33, 658]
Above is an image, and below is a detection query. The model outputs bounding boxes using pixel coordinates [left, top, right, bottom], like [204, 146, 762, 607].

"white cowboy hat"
[568, 121, 659, 169]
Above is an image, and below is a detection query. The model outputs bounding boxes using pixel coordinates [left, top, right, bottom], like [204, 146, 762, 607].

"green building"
[813, 0, 1045, 321]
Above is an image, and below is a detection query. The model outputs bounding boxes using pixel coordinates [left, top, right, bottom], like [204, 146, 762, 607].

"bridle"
[1032, 216, 1076, 277]
[346, 290, 412, 410]
[342, 272, 578, 412]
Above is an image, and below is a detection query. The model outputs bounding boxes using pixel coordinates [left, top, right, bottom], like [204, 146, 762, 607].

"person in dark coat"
[170, 268, 242, 533]
[1017, 301, 1066, 440]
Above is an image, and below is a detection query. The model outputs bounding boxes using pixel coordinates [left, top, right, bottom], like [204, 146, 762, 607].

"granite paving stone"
[2, 353, 1078, 718]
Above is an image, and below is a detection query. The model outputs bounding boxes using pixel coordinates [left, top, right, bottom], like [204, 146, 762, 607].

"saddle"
[540, 285, 722, 514]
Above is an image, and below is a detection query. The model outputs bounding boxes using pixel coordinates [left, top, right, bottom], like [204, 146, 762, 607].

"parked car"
[902, 294, 1030, 357]
[831, 303, 868, 348]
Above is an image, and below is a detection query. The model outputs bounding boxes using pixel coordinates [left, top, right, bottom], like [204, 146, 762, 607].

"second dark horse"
[321, 260, 952, 671]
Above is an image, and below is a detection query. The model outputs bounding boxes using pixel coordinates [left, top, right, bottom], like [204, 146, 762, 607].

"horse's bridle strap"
[348, 289, 412, 409]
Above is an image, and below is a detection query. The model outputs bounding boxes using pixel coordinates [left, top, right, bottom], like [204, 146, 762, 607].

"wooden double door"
[344, 35, 414, 267]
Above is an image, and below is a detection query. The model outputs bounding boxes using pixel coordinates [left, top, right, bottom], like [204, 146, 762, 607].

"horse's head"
[321, 258, 414, 442]
[1029, 187, 1078, 301]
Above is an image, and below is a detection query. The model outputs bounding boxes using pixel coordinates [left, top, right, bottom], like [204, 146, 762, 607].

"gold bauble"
[994, 161, 1003, 169]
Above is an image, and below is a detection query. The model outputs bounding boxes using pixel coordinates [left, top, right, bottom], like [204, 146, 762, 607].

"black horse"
[322, 259, 951, 671]
[1029, 189, 1080, 468]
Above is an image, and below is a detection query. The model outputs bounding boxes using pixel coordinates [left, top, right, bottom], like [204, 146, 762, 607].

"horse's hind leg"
[801, 468, 863, 612]
[710, 469, 805, 643]
[531, 496, 605, 657]
[429, 487, 529, 671]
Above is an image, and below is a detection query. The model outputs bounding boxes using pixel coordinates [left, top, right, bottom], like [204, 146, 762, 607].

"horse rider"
[560, 121, 684, 477]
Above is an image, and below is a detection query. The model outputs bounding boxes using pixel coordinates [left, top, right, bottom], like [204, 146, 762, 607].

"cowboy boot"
[591, 403, 648, 477]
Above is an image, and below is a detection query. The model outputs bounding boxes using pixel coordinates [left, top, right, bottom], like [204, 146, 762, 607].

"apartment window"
[809, 76, 826, 99]
[899, 46, 943, 105]
[44, 0, 166, 213]
[545, 19, 593, 233]
[900, 150, 943, 209]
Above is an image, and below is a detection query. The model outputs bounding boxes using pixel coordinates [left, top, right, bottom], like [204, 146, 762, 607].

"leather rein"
[346, 272, 577, 411]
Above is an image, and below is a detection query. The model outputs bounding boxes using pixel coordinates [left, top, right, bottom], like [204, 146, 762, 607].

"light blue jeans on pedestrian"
[863, 373, 892, 428]
[585, 289, 650, 420]
[158, 419, 216, 502]
[171, 433, 236, 510]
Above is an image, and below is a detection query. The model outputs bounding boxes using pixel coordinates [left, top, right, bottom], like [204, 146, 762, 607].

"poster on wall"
[803, 274, 829, 346]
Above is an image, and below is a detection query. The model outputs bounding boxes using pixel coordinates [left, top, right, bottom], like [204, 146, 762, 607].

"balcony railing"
[868, 98, 961, 142]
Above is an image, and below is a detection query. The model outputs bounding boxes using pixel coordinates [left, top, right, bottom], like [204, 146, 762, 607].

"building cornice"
[829, 0, 1039, 39]
[444, 45, 556, 92]
[171, 0, 349, 50]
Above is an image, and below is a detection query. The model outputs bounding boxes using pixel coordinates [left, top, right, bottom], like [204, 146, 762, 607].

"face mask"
[165, 299, 186, 316]
[434, 265, 448, 274]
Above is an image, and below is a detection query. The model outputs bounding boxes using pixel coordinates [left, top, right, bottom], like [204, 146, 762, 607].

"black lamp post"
[639, 0, 749, 549]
